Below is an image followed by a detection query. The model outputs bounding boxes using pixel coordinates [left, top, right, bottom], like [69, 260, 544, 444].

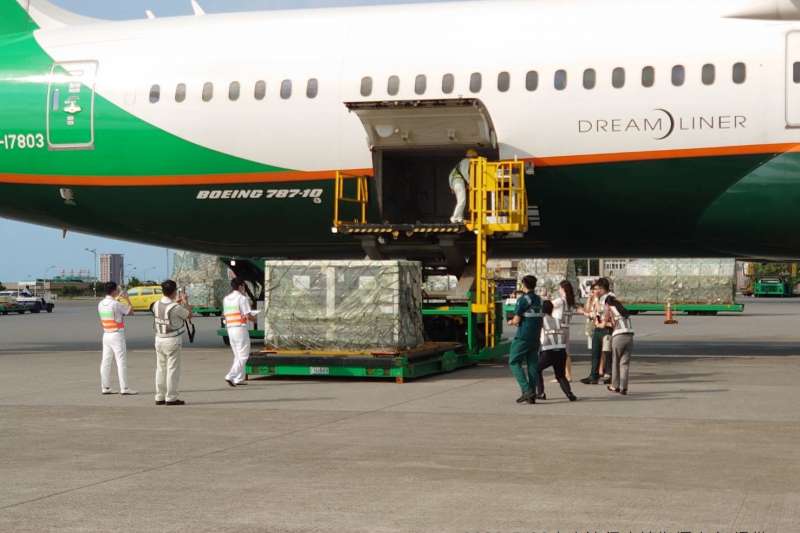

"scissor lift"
[245, 157, 529, 383]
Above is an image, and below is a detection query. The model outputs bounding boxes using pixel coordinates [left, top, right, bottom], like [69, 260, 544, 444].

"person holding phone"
[153, 280, 193, 406]
[600, 295, 635, 395]
[97, 282, 137, 396]
[223, 278, 258, 387]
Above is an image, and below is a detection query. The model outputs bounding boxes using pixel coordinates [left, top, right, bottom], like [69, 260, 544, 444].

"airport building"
[99, 254, 124, 285]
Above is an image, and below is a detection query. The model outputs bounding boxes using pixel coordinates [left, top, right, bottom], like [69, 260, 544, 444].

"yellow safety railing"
[467, 158, 528, 235]
[333, 171, 369, 228]
[466, 158, 528, 347]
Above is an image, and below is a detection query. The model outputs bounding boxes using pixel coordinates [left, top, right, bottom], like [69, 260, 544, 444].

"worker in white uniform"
[153, 280, 193, 406]
[97, 281, 137, 395]
[550, 280, 578, 382]
[224, 278, 257, 387]
[449, 148, 478, 224]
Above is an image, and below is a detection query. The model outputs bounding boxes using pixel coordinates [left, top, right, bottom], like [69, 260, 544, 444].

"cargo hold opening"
[346, 99, 499, 225]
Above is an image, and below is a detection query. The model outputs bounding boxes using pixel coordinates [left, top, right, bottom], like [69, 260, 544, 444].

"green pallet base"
[194, 306, 221, 316]
[217, 328, 265, 340]
[245, 341, 510, 383]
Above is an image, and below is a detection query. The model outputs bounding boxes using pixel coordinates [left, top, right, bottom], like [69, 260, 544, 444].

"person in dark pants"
[507, 275, 543, 404]
[536, 300, 577, 402]
[581, 278, 613, 384]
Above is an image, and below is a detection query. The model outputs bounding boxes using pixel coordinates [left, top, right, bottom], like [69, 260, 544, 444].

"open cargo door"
[345, 99, 498, 225]
[346, 98, 497, 152]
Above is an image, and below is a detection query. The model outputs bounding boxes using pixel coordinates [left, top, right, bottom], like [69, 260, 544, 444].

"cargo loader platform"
[245, 340, 509, 384]
[332, 222, 467, 237]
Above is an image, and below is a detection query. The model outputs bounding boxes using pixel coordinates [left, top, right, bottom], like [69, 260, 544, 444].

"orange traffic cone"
[664, 301, 678, 325]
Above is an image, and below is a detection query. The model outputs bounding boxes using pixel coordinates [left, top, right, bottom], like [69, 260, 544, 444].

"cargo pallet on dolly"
[245, 297, 509, 384]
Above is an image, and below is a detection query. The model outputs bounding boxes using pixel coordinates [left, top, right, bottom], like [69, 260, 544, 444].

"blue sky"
[0, 0, 449, 283]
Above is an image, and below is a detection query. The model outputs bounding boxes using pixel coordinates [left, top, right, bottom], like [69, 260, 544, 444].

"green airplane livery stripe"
[0, 8, 290, 180]
[0, 1, 37, 36]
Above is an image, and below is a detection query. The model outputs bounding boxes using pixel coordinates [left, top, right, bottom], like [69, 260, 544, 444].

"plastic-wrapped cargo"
[613, 258, 736, 304]
[172, 252, 230, 309]
[516, 259, 579, 299]
[264, 260, 425, 351]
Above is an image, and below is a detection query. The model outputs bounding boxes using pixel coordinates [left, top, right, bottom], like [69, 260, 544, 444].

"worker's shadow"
[577, 388, 730, 402]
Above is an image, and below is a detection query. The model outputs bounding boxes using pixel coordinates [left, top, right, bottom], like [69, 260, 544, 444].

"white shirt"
[551, 296, 573, 324]
[223, 291, 253, 329]
[98, 295, 131, 333]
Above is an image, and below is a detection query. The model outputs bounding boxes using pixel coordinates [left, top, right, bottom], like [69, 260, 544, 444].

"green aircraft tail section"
[0, 0, 37, 36]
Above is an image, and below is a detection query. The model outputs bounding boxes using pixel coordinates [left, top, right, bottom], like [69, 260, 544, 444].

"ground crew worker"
[449, 148, 478, 224]
[550, 280, 577, 382]
[97, 281, 137, 396]
[601, 295, 635, 395]
[535, 300, 577, 402]
[507, 275, 543, 404]
[153, 280, 192, 406]
[580, 278, 614, 385]
[224, 278, 257, 387]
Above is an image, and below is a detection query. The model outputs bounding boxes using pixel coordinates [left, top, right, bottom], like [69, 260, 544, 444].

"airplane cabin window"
[229, 81, 240, 101]
[442, 73, 454, 94]
[641, 66, 655, 87]
[525, 70, 538, 91]
[470, 72, 482, 93]
[671, 65, 685, 86]
[307, 78, 319, 98]
[702, 64, 715, 85]
[415, 74, 427, 95]
[360, 76, 372, 97]
[733, 62, 747, 84]
[497, 71, 510, 92]
[554, 69, 567, 90]
[202, 82, 213, 102]
[388, 75, 400, 96]
[280, 79, 292, 99]
[612, 67, 625, 88]
[254, 80, 266, 100]
[175, 83, 186, 103]
[583, 69, 596, 90]
[149, 84, 160, 104]
[794, 63, 800, 84]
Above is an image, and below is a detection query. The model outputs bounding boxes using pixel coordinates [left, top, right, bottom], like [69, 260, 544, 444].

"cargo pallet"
[244, 296, 508, 383]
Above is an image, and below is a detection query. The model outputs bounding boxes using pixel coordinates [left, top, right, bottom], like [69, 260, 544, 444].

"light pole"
[84, 248, 97, 297]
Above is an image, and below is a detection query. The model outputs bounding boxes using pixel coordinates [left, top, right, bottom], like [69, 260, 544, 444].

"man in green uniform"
[507, 275, 543, 404]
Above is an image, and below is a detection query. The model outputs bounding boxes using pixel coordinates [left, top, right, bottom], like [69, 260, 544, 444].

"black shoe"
[535, 393, 547, 401]
[580, 377, 598, 385]
[567, 393, 578, 402]
[620, 389, 628, 396]
[603, 377, 612, 385]
[155, 400, 166, 406]
[225, 379, 236, 388]
[165, 400, 185, 406]
[515, 394, 528, 404]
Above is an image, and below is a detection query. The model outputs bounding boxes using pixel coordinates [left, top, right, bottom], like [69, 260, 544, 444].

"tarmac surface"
[0, 298, 798, 532]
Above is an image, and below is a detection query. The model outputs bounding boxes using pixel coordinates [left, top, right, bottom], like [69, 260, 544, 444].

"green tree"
[127, 277, 143, 288]
[0, 282, 6, 291]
